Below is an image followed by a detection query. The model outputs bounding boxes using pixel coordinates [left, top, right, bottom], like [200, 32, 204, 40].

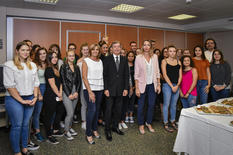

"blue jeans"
[210, 87, 230, 102]
[137, 84, 156, 125]
[196, 80, 208, 104]
[5, 95, 34, 153]
[181, 94, 197, 108]
[162, 83, 179, 124]
[84, 90, 103, 137]
[32, 84, 46, 130]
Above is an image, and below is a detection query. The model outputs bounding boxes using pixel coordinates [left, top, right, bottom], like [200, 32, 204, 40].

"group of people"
[3, 37, 232, 155]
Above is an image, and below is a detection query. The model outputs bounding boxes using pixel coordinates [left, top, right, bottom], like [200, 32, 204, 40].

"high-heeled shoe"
[86, 136, 95, 144]
[145, 122, 155, 133]
[139, 125, 145, 134]
[93, 132, 101, 139]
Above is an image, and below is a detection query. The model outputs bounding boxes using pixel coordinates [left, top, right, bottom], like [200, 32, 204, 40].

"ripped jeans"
[181, 94, 197, 108]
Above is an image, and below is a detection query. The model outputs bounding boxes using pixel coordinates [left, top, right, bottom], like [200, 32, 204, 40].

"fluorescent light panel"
[24, 0, 59, 5]
[111, 4, 144, 13]
[168, 14, 196, 20]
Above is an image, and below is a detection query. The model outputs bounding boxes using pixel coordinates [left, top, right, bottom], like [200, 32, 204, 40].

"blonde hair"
[89, 44, 101, 58]
[14, 41, 32, 70]
[141, 40, 154, 57]
[65, 50, 75, 63]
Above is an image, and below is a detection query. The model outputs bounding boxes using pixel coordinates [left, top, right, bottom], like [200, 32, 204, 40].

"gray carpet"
[0, 121, 177, 155]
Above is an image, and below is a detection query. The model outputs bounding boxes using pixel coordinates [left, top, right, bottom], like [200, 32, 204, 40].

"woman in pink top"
[180, 56, 198, 108]
[135, 40, 161, 134]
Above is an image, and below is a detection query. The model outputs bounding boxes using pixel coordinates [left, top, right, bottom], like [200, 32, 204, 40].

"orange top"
[192, 58, 210, 80]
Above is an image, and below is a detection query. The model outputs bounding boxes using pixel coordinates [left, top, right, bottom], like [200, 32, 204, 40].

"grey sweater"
[210, 62, 231, 87]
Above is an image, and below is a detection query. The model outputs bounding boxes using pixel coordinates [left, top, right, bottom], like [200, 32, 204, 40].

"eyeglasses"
[69, 48, 76, 50]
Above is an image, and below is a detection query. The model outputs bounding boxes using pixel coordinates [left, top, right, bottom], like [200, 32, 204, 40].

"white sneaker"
[118, 123, 122, 130]
[60, 121, 65, 128]
[69, 128, 78, 136]
[125, 116, 129, 123]
[64, 131, 74, 141]
[81, 122, 86, 130]
[121, 122, 128, 129]
[129, 117, 134, 123]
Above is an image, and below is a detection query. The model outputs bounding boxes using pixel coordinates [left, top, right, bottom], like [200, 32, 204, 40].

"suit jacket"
[134, 54, 160, 93]
[103, 54, 129, 96]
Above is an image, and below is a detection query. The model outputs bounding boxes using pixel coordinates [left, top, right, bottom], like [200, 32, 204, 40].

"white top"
[4, 60, 40, 96]
[204, 50, 213, 63]
[144, 58, 153, 84]
[83, 58, 104, 91]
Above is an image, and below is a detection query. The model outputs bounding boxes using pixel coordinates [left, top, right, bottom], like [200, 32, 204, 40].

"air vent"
[24, 0, 59, 5]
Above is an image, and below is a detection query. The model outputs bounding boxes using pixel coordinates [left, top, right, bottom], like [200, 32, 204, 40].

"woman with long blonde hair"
[135, 40, 161, 134]
[4, 41, 39, 155]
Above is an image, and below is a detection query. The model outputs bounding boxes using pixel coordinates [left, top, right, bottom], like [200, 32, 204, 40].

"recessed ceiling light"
[168, 14, 196, 20]
[24, 0, 59, 5]
[110, 4, 144, 13]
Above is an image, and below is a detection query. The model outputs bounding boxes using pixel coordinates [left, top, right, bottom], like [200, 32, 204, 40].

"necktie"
[116, 56, 119, 71]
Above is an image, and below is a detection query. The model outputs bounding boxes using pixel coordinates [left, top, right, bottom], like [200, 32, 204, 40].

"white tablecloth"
[173, 102, 233, 155]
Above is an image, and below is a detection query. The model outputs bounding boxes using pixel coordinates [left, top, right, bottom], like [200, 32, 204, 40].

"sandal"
[145, 123, 155, 133]
[171, 121, 178, 130]
[164, 123, 174, 133]
[139, 125, 145, 134]
[93, 131, 101, 139]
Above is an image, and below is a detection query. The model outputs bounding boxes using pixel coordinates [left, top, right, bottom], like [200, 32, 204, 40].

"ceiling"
[1, 0, 233, 31]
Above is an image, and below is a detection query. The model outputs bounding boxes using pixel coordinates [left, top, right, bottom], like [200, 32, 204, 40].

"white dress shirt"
[113, 54, 120, 63]
[204, 50, 213, 63]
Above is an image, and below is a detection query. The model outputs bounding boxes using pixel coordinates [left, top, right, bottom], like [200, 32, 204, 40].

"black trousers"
[105, 96, 123, 130]
[43, 96, 64, 137]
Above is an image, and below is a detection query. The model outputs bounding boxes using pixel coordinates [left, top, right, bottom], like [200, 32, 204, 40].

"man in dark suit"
[103, 41, 129, 141]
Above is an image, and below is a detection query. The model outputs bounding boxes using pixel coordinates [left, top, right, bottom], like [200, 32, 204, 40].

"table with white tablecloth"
[173, 102, 233, 155]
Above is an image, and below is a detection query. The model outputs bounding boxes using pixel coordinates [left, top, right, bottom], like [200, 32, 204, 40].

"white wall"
[0, 7, 7, 64]
[204, 31, 233, 70]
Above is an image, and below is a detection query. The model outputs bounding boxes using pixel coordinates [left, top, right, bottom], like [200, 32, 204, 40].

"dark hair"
[181, 55, 194, 70]
[34, 47, 48, 67]
[47, 50, 59, 68]
[49, 44, 61, 59]
[212, 49, 225, 64]
[150, 40, 155, 43]
[31, 44, 40, 58]
[126, 51, 136, 63]
[129, 41, 137, 46]
[46, 51, 59, 77]
[205, 38, 217, 50]
[193, 45, 206, 60]
[160, 47, 168, 60]
[98, 40, 107, 47]
[153, 48, 161, 54]
[68, 43, 77, 50]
